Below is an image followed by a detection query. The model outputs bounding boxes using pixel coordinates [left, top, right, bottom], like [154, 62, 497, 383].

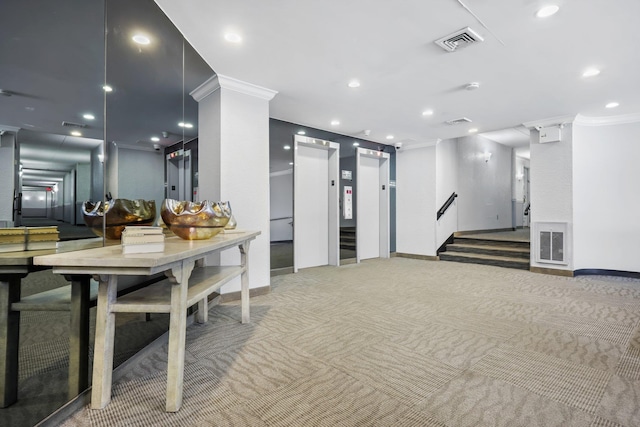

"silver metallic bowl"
[161, 199, 232, 240]
[82, 199, 156, 240]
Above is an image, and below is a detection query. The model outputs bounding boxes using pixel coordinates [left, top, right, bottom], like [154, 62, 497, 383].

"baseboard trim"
[574, 269, 640, 279]
[271, 267, 293, 276]
[454, 228, 515, 237]
[530, 266, 574, 277]
[219, 285, 271, 303]
[395, 252, 439, 261]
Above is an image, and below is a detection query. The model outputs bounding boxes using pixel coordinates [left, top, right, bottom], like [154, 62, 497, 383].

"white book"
[122, 234, 165, 245]
[26, 241, 58, 251]
[0, 243, 26, 253]
[122, 226, 163, 236]
[122, 242, 165, 254]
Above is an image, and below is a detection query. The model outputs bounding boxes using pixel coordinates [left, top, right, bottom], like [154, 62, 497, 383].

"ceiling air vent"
[61, 121, 87, 128]
[435, 27, 484, 52]
[445, 117, 472, 125]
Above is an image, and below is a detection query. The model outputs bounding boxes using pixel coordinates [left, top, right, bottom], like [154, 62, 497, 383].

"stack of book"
[26, 226, 59, 250]
[121, 226, 165, 254]
[0, 228, 26, 253]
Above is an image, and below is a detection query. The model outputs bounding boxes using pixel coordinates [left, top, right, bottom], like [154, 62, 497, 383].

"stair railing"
[436, 192, 458, 220]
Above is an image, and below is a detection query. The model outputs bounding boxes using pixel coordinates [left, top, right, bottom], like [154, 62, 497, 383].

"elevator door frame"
[356, 147, 390, 263]
[293, 135, 340, 273]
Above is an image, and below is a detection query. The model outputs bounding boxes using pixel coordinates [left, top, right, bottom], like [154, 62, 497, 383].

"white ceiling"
[156, 0, 640, 147]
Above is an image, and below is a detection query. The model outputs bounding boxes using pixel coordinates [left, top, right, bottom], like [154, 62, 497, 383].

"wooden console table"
[0, 238, 104, 407]
[34, 230, 259, 412]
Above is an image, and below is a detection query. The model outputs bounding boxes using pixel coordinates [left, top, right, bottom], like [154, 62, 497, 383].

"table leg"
[240, 241, 251, 324]
[165, 260, 194, 412]
[67, 275, 90, 400]
[90, 274, 117, 410]
[0, 275, 21, 408]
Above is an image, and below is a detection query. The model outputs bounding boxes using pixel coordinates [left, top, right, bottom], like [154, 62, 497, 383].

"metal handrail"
[437, 192, 457, 220]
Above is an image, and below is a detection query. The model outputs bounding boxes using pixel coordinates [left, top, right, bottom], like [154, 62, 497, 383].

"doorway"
[356, 148, 390, 262]
[293, 136, 339, 272]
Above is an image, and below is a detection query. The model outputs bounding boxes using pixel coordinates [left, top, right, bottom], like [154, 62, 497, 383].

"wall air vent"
[435, 27, 484, 52]
[61, 121, 87, 128]
[445, 117, 472, 125]
[535, 222, 568, 265]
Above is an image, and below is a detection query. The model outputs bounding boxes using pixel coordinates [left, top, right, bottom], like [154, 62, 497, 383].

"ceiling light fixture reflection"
[70, 131, 82, 137]
[224, 33, 242, 43]
[386, 135, 394, 140]
[178, 122, 193, 128]
[353, 142, 360, 147]
[468, 128, 478, 133]
[83, 113, 95, 120]
[103, 85, 113, 92]
[582, 68, 600, 77]
[132, 34, 151, 45]
[283, 145, 291, 150]
[605, 102, 619, 109]
[331, 120, 340, 126]
[151, 136, 160, 142]
[297, 130, 306, 135]
[422, 109, 434, 116]
[289, 162, 294, 166]
[536, 5, 559, 18]
[348, 80, 361, 88]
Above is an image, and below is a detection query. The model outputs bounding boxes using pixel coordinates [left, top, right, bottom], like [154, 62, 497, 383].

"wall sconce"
[97, 154, 104, 163]
[483, 151, 492, 162]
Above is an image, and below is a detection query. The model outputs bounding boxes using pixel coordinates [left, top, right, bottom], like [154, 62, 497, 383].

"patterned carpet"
[51, 258, 640, 426]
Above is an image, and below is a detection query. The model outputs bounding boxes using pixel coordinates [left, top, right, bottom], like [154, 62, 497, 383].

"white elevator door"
[296, 145, 329, 269]
[359, 156, 380, 260]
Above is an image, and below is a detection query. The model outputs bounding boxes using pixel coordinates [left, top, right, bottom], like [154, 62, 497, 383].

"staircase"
[340, 227, 356, 251]
[439, 234, 530, 270]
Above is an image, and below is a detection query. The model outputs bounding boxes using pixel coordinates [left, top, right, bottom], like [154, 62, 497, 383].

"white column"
[0, 130, 19, 227]
[191, 74, 277, 293]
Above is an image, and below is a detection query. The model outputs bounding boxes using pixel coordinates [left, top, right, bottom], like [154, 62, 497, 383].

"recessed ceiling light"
[605, 102, 619, 109]
[83, 113, 95, 120]
[297, 130, 306, 135]
[331, 120, 340, 126]
[386, 135, 394, 140]
[468, 128, 478, 133]
[178, 122, 194, 128]
[582, 68, 600, 77]
[422, 109, 434, 116]
[70, 131, 82, 137]
[151, 136, 160, 142]
[103, 85, 113, 92]
[224, 33, 242, 43]
[283, 145, 291, 150]
[536, 5, 559, 18]
[353, 142, 360, 147]
[348, 80, 361, 88]
[289, 162, 294, 166]
[132, 34, 151, 45]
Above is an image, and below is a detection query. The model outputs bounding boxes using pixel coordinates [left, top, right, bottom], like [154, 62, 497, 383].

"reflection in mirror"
[105, 0, 184, 221]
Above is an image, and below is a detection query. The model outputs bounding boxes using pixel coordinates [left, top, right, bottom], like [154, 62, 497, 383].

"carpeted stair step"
[454, 237, 530, 250]
[439, 252, 530, 270]
[446, 243, 530, 259]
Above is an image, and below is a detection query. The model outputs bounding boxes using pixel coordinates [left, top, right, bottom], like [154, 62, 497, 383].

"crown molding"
[190, 74, 278, 102]
[574, 112, 640, 126]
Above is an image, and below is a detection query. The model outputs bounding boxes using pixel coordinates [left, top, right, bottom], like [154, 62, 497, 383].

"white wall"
[270, 170, 293, 241]
[396, 145, 437, 256]
[513, 155, 530, 228]
[117, 148, 165, 222]
[457, 135, 512, 232]
[530, 125, 574, 271]
[573, 119, 640, 273]
[22, 190, 48, 217]
[435, 139, 458, 247]
[63, 170, 75, 224]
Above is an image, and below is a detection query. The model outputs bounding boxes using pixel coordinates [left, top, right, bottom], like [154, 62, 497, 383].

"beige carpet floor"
[61, 258, 640, 426]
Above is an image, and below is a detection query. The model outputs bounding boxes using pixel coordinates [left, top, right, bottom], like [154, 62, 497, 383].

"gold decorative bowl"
[82, 199, 156, 240]
[161, 199, 232, 240]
